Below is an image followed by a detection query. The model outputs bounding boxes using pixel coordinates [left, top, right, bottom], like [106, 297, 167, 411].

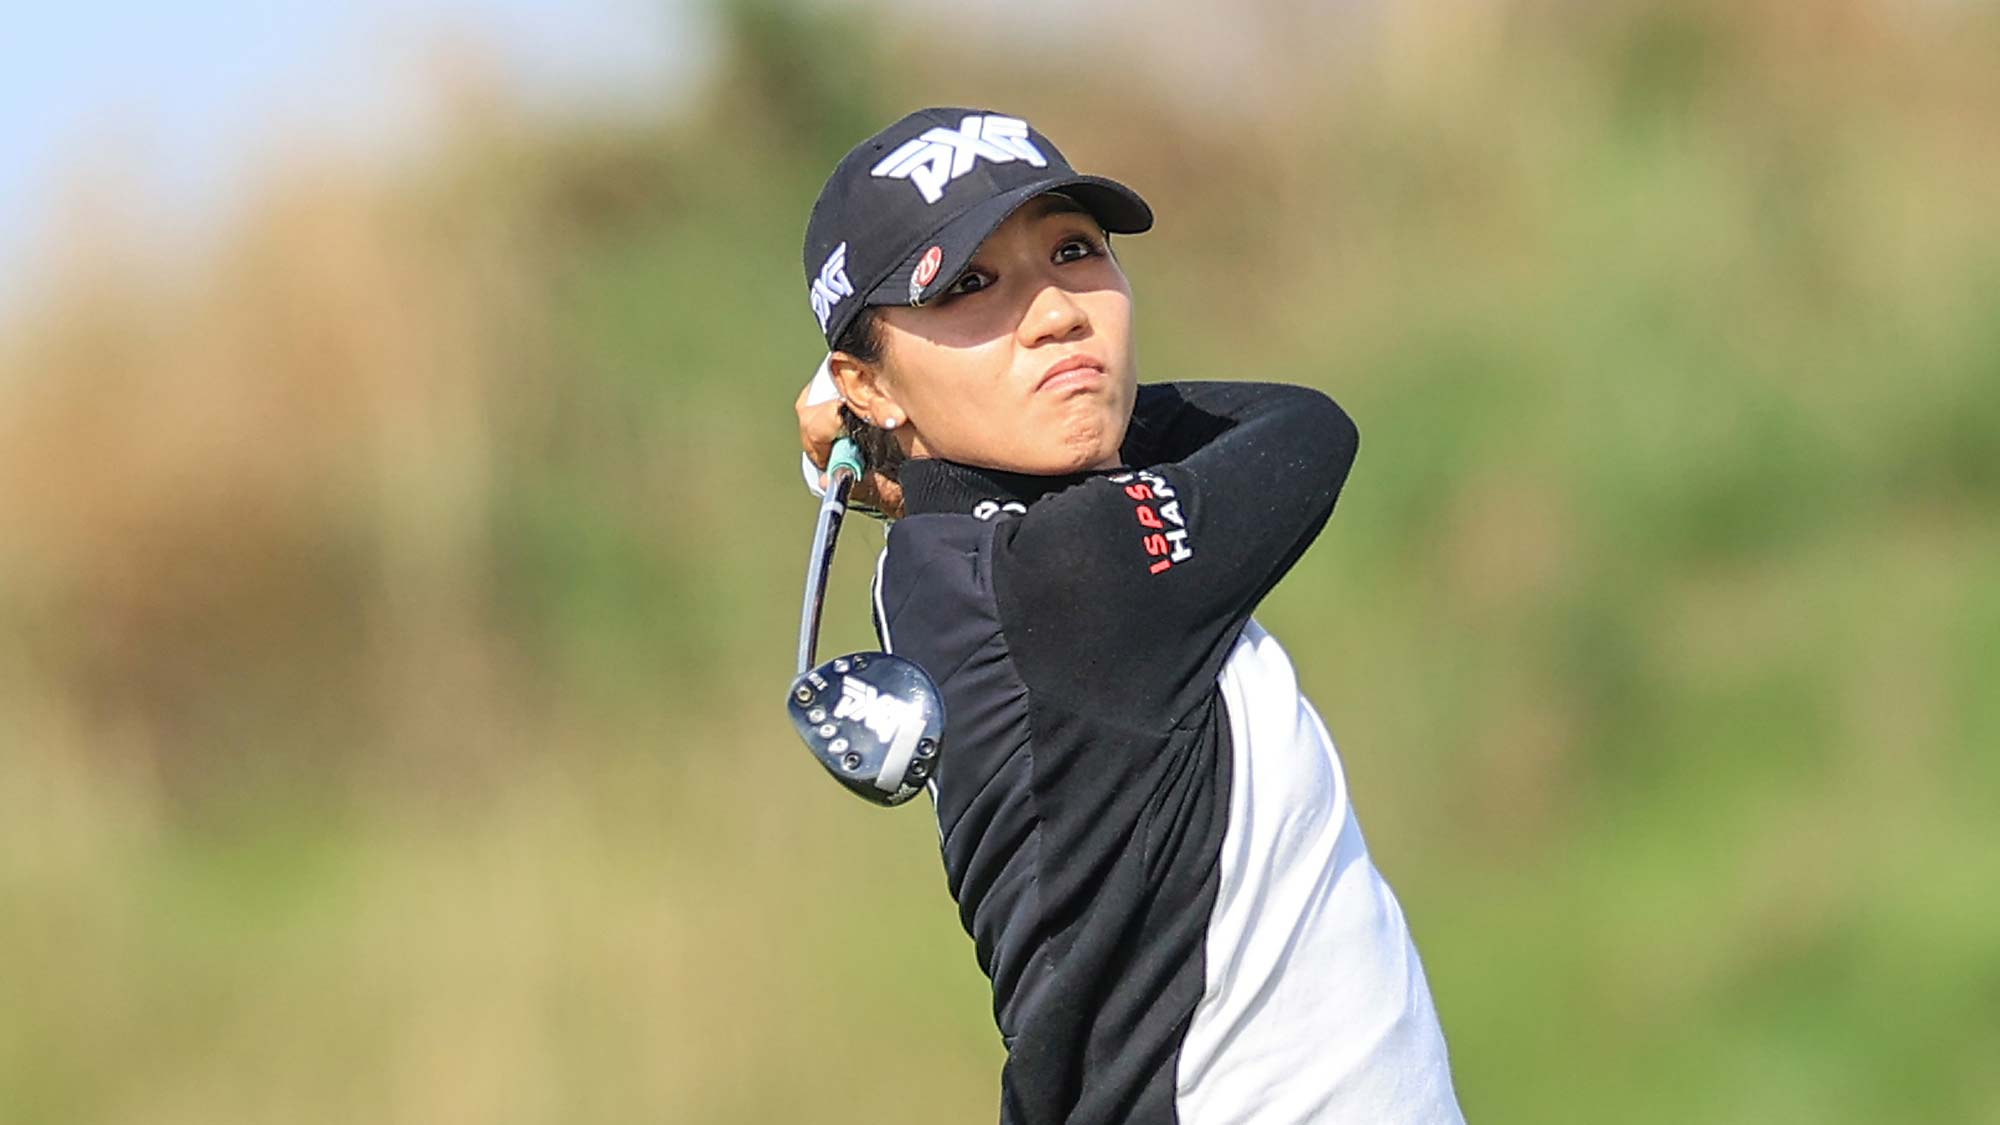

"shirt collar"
[897, 458, 1105, 517]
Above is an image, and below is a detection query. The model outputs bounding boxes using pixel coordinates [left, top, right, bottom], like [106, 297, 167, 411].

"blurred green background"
[3, 1, 1998, 1121]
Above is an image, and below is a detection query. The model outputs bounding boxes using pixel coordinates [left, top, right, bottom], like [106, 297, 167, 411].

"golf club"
[787, 436, 943, 807]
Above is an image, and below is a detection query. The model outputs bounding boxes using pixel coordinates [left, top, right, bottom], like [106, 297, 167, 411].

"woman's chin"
[1048, 422, 1125, 474]
[943, 406, 1129, 476]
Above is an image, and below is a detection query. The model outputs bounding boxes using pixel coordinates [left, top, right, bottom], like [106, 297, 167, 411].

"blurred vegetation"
[3, 0, 1998, 1121]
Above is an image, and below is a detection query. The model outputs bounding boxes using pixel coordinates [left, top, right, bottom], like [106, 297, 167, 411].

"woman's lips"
[1037, 355, 1107, 393]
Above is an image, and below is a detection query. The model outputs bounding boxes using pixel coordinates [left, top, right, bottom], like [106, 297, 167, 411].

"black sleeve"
[989, 381, 1359, 726]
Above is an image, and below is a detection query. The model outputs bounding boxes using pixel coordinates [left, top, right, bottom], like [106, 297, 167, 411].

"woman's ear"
[828, 352, 902, 430]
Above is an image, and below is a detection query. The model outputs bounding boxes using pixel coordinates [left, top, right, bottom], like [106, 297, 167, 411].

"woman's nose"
[1018, 283, 1090, 347]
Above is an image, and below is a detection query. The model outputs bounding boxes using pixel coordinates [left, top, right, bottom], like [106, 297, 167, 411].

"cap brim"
[865, 175, 1153, 310]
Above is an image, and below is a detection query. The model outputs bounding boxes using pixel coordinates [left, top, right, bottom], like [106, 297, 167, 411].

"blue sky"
[1, 1, 701, 301]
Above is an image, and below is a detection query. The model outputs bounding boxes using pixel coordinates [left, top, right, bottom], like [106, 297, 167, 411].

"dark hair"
[831, 307, 908, 482]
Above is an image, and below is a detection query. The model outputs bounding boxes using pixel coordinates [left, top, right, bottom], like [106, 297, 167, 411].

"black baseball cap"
[802, 107, 1154, 349]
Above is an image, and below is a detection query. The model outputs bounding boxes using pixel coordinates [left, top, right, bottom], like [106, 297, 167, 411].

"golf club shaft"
[797, 438, 864, 676]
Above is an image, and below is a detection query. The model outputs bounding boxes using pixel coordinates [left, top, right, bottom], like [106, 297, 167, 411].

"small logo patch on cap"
[908, 245, 944, 305]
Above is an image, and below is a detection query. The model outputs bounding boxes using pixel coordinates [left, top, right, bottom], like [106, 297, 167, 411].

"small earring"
[882, 416, 901, 431]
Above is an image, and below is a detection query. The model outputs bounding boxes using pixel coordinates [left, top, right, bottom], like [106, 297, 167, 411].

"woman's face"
[857, 194, 1137, 476]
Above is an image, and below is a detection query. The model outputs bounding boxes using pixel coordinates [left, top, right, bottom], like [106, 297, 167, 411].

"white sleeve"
[798, 354, 841, 499]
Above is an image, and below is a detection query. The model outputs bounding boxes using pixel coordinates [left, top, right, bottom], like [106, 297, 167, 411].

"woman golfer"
[795, 107, 1465, 1124]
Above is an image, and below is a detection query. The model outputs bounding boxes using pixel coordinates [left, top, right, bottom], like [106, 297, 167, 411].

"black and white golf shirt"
[871, 382, 1464, 1124]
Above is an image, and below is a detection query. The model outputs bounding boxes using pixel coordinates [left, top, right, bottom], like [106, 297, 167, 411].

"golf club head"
[787, 652, 943, 807]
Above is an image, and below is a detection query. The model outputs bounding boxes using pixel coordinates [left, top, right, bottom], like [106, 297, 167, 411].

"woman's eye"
[1054, 237, 1099, 264]
[945, 270, 990, 297]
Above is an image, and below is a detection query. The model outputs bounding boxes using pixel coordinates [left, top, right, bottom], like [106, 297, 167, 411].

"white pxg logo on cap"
[802, 107, 1154, 349]
[870, 114, 1049, 204]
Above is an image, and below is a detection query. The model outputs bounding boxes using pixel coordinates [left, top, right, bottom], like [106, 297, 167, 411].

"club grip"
[826, 436, 865, 487]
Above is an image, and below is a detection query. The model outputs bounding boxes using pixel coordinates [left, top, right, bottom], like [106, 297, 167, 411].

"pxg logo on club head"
[787, 652, 944, 807]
